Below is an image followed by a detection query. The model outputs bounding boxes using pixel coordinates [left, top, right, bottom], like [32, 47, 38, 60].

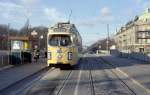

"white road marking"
[74, 70, 82, 95]
[115, 67, 150, 94]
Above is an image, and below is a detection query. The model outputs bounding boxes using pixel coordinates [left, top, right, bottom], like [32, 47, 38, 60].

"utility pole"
[68, 9, 72, 23]
[25, 18, 30, 36]
[106, 24, 109, 51]
[7, 23, 10, 64]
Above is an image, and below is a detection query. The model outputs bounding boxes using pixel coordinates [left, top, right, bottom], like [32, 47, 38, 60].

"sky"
[0, 0, 150, 46]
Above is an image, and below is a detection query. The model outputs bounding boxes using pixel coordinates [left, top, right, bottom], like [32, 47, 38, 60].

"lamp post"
[39, 35, 43, 50]
[7, 23, 10, 64]
[99, 45, 101, 53]
[31, 30, 38, 49]
[106, 24, 110, 53]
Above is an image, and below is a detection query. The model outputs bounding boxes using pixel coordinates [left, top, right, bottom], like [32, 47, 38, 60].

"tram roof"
[48, 32, 72, 35]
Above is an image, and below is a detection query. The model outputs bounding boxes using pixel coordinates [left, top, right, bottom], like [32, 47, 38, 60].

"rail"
[100, 57, 138, 95]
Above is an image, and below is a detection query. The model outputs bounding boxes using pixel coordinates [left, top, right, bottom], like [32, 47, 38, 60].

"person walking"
[33, 49, 40, 62]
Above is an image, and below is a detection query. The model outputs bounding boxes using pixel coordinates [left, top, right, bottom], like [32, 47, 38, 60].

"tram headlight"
[48, 52, 51, 59]
[68, 52, 73, 60]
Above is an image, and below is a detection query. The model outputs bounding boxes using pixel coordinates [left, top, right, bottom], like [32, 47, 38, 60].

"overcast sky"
[0, 0, 150, 46]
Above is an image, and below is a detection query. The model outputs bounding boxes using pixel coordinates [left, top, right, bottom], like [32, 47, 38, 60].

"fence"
[110, 50, 150, 63]
[129, 52, 150, 62]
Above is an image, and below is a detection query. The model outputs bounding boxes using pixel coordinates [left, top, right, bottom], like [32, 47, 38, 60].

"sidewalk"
[101, 55, 150, 90]
[0, 59, 47, 91]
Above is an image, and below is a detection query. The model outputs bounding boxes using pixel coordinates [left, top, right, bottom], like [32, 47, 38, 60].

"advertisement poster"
[11, 41, 23, 50]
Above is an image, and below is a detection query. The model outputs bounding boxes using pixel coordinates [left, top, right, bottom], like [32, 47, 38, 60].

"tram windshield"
[49, 35, 72, 46]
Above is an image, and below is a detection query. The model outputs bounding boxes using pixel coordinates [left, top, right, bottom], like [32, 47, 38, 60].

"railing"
[110, 50, 150, 63]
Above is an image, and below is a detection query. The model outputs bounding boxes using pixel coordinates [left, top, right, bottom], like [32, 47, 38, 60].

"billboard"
[11, 41, 23, 50]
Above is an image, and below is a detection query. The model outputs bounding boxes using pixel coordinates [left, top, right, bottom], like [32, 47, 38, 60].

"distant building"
[86, 38, 115, 53]
[115, 8, 150, 54]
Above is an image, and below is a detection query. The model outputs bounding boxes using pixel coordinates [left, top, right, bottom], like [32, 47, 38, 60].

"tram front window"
[49, 35, 71, 46]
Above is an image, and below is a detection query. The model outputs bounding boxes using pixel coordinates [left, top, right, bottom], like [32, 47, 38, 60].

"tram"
[47, 22, 82, 67]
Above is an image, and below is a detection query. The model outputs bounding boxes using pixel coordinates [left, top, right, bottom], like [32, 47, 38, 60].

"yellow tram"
[47, 22, 82, 67]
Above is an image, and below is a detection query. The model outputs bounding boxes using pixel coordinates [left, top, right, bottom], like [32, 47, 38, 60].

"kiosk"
[9, 36, 32, 64]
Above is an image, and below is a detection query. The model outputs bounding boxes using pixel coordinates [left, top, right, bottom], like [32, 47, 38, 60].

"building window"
[138, 39, 142, 44]
[148, 31, 150, 35]
[142, 33, 146, 38]
[139, 48, 144, 52]
[138, 32, 142, 38]
[138, 31, 148, 38]
[143, 39, 146, 43]
[146, 32, 149, 36]
[147, 39, 150, 43]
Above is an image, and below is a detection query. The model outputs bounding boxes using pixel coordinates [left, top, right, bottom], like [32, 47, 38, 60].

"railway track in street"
[52, 56, 136, 95]
[86, 56, 135, 95]
[99, 57, 136, 95]
[54, 70, 73, 95]
[0, 67, 55, 95]
[1, 56, 144, 95]
[25, 68, 72, 95]
[89, 67, 95, 95]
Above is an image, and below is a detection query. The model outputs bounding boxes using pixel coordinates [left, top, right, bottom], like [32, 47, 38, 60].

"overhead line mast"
[107, 24, 110, 51]
[68, 9, 72, 23]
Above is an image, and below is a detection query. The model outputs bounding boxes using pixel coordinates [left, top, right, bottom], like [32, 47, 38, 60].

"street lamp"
[40, 35, 44, 39]
[106, 24, 110, 52]
[99, 45, 101, 53]
[31, 30, 38, 49]
[39, 35, 44, 49]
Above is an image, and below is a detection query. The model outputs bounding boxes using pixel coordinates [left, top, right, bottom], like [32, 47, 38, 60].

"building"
[86, 38, 115, 53]
[115, 8, 150, 54]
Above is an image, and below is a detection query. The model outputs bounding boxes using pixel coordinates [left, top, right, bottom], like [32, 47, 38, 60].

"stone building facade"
[115, 9, 150, 54]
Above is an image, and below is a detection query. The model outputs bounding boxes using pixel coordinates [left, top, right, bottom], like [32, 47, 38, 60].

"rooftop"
[138, 8, 150, 21]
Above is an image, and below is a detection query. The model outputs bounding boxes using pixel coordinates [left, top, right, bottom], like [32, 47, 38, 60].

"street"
[25, 56, 134, 95]
[1, 55, 150, 95]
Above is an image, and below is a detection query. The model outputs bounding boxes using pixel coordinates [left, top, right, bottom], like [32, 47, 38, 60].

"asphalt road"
[2, 54, 150, 95]
[15, 55, 133, 95]
[101, 55, 150, 95]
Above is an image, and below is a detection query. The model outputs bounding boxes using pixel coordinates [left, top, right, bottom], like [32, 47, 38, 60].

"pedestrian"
[33, 49, 40, 62]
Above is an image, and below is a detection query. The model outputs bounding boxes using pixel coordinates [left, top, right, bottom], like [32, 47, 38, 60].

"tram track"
[51, 57, 138, 95]
[99, 57, 136, 95]
[89, 70, 95, 95]
[0, 56, 141, 95]
[53, 70, 73, 95]
[0, 67, 55, 95]
[88, 58, 96, 95]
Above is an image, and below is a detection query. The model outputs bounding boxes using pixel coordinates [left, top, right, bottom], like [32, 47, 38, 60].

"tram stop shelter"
[9, 36, 32, 64]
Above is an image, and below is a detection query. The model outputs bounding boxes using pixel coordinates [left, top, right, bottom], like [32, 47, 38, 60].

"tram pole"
[106, 24, 109, 52]
[7, 23, 10, 64]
